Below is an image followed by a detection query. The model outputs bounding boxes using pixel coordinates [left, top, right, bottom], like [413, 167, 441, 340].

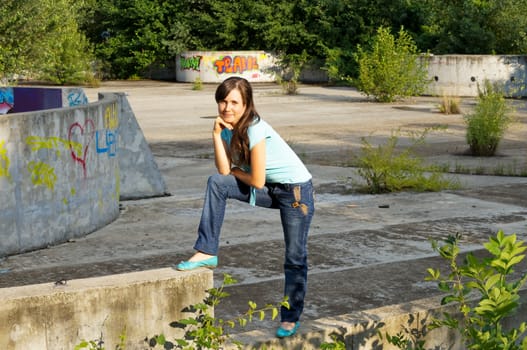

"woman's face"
[217, 88, 246, 127]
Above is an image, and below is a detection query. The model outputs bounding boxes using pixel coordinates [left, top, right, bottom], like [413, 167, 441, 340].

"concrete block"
[228, 287, 527, 349]
[0, 268, 213, 350]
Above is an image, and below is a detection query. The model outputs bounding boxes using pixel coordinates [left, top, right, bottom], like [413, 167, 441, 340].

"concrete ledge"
[228, 287, 527, 349]
[0, 268, 212, 350]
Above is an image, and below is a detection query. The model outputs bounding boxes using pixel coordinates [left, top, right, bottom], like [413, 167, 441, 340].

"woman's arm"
[230, 139, 266, 189]
[213, 117, 232, 174]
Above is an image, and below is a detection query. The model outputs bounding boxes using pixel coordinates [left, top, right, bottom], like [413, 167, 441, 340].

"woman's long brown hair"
[215, 77, 260, 166]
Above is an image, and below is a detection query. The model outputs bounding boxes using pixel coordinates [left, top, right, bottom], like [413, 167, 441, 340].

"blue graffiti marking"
[67, 90, 88, 106]
[0, 87, 14, 114]
[96, 130, 117, 157]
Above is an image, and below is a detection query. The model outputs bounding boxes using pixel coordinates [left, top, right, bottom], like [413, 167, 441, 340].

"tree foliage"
[2, 0, 527, 82]
[0, 0, 94, 85]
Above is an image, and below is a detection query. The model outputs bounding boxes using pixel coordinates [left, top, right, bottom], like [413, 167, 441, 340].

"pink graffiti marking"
[68, 119, 95, 178]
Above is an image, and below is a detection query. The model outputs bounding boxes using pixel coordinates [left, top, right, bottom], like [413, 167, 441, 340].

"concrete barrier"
[0, 268, 212, 350]
[0, 94, 120, 256]
[228, 287, 527, 349]
[424, 55, 527, 97]
[175, 52, 527, 98]
[0, 89, 168, 257]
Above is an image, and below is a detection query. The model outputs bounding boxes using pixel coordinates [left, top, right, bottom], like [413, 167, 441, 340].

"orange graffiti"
[214, 56, 259, 74]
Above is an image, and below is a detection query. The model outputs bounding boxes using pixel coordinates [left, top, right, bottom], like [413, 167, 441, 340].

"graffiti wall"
[0, 87, 89, 115]
[0, 94, 120, 257]
[176, 51, 277, 83]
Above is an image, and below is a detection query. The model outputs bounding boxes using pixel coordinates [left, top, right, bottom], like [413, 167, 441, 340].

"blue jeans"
[194, 174, 315, 323]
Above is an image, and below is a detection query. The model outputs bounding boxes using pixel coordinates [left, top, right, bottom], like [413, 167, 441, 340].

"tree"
[36, 0, 95, 85]
[415, 0, 527, 54]
[0, 0, 44, 83]
[0, 0, 94, 85]
[85, 0, 172, 79]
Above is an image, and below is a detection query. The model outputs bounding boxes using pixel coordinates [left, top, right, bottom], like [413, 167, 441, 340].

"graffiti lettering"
[96, 130, 117, 157]
[0, 140, 10, 178]
[26, 136, 82, 157]
[68, 119, 95, 178]
[104, 103, 118, 129]
[28, 161, 57, 190]
[67, 90, 88, 106]
[213, 55, 259, 74]
[180, 55, 202, 71]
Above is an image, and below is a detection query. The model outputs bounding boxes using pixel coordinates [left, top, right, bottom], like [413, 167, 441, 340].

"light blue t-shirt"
[221, 118, 311, 204]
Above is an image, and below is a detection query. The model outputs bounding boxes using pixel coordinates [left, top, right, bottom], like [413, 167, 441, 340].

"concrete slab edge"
[228, 287, 527, 350]
[0, 268, 213, 350]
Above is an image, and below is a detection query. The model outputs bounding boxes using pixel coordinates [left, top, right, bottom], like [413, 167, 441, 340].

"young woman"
[176, 76, 315, 338]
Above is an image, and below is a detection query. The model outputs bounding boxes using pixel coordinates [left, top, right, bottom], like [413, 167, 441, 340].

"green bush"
[464, 80, 514, 156]
[356, 128, 457, 194]
[354, 26, 430, 102]
[427, 230, 527, 349]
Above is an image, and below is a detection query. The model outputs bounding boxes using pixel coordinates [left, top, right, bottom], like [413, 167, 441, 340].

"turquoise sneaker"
[276, 322, 300, 338]
[175, 256, 218, 271]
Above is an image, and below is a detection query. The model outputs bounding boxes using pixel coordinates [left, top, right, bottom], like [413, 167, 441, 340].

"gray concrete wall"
[0, 268, 213, 350]
[0, 89, 168, 257]
[420, 55, 526, 97]
[0, 94, 120, 257]
[175, 52, 527, 98]
[111, 93, 168, 200]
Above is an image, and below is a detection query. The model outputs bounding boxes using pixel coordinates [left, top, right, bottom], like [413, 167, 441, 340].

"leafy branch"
[146, 273, 289, 350]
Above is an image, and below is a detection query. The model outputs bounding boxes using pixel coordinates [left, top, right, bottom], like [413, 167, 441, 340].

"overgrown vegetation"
[353, 27, 429, 102]
[427, 230, 527, 349]
[355, 128, 458, 194]
[0, 0, 95, 85]
[439, 94, 462, 114]
[145, 273, 288, 349]
[192, 77, 203, 91]
[464, 80, 515, 156]
[323, 230, 527, 350]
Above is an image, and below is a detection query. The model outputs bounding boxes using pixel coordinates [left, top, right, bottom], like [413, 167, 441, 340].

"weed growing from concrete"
[320, 334, 346, 349]
[439, 94, 462, 114]
[192, 77, 203, 91]
[74, 329, 126, 350]
[464, 80, 515, 157]
[355, 127, 459, 193]
[145, 273, 287, 349]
